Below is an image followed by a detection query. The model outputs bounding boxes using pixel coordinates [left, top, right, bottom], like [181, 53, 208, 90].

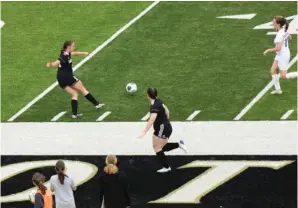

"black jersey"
[57, 51, 73, 75]
[150, 99, 169, 127]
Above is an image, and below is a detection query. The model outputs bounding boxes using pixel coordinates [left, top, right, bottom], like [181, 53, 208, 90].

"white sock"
[272, 74, 281, 90]
[286, 72, 298, 79]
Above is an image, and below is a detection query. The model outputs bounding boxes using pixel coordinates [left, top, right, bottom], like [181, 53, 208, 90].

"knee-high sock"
[85, 93, 99, 106]
[156, 151, 169, 168]
[272, 74, 281, 90]
[286, 72, 298, 79]
[71, 99, 78, 115]
[162, 143, 179, 152]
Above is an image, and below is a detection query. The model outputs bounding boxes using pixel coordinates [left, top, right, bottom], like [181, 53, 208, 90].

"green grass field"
[1, 1, 297, 122]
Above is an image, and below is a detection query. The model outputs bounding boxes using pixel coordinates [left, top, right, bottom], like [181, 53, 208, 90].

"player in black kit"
[46, 40, 104, 118]
[137, 88, 187, 173]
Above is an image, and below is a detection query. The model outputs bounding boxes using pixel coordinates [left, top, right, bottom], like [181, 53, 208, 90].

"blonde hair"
[104, 155, 118, 174]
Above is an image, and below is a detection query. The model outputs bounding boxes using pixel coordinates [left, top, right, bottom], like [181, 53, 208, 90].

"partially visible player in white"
[263, 16, 297, 95]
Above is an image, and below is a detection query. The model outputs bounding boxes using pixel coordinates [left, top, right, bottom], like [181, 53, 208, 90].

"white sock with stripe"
[272, 74, 281, 90]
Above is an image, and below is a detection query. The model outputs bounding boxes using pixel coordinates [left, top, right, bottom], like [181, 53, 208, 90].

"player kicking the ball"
[46, 40, 104, 118]
[137, 88, 187, 173]
[263, 16, 298, 95]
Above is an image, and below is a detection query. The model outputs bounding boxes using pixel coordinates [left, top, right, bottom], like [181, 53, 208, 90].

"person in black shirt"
[46, 40, 104, 118]
[99, 155, 131, 208]
[137, 88, 187, 173]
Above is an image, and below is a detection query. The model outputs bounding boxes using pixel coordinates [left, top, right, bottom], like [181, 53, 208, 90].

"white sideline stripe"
[96, 111, 111, 121]
[280, 110, 294, 120]
[51, 111, 67, 121]
[186, 110, 201, 121]
[0, 20, 5, 29]
[234, 55, 298, 120]
[7, 1, 160, 122]
[141, 112, 150, 121]
[2, 121, 297, 155]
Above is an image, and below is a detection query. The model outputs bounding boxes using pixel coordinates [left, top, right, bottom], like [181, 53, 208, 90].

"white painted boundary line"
[280, 109, 294, 120]
[0, 20, 5, 29]
[51, 111, 67, 121]
[2, 121, 297, 155]
[7, 1, 160, 122]
[234, 55, 298, 120]
[141, 112, 150, 121]
[96, 111, 111, 121]
[186, 110, 201, 121]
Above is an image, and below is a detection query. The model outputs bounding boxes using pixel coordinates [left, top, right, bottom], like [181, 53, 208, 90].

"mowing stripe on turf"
[186, 110, 201, 121]
[234, 55, 298, 120]
[51, 111, 67, 121]
[7, 1, 160, 122]
[280, 109, 294, 120]
[141, 112, 150, 121]
[96, 111, 112, 121]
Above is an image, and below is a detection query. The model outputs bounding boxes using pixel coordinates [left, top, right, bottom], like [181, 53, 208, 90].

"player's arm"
[46, 60, 60, 68]
[71, 51, 89, 56]
[137, 113, 157, 139]
[263, 42, 281, 55]
[71, 178, 77, 191]
[143, 113, 157, 133]
[163, 104, 170, 120]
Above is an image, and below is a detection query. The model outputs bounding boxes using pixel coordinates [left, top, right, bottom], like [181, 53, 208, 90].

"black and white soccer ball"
[126, 83, 137, 93]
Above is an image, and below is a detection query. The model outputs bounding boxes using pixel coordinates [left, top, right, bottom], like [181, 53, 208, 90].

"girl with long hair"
[50, 160, 77, 208]
[263, 16, 297, 94]
[31, 172, 53, 208]
[99, 155, 131, 208]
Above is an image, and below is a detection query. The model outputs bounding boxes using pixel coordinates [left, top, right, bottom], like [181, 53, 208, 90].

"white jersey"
[274, 28, 290, 57]
[50, 174, 76, 208]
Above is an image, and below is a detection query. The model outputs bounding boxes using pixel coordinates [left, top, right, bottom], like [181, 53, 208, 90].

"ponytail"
[104, 155, 118, 175]
[104, 164, 118, 174]
[274, 16, 289, 32]
[147, 87, 157, 100]
[285, 22, 289, 32]
[55, 160, 67, 184]
[61, 40, 73, 52]
[57, 170, 66, 185]
[32, 173, 47, 195]
[38, 181, 47, 195]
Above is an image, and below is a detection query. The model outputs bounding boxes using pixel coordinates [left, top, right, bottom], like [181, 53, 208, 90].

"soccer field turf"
[1, 1, 297, 122]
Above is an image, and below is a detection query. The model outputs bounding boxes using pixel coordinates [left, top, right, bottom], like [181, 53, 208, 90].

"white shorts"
[274, 55, 290, 71]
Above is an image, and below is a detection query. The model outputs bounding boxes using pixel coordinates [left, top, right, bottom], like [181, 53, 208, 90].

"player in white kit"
[263, 16, 297, 94]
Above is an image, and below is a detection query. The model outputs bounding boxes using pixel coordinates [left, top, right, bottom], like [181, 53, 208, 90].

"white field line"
[51, 111, 67, 121]
[7, 1, 160, 122]
[280, 109, 294, 120]
[141, 112, 150, 121]
[96, 111, 111, 121]
[234, 55, 298, 120]
[2, 121, 297, 155]
[186, 110, 201, 121]
[0, 20, 5, 29]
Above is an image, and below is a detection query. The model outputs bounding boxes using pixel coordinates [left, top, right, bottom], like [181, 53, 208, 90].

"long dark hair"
[274, 16, 289, 32]
[55, 160, 67, 184]
[32, 172, 47, 195]
[61, 40, 73, 52]
[147, 87, 157, 99]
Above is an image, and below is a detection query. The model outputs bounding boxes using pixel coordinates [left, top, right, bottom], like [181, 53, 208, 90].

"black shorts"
[153, 122, 172, 139]
[57, 75, 80, 89]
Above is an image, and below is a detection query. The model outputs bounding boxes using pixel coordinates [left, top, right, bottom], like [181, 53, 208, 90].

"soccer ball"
[126, 83, 137, 93]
